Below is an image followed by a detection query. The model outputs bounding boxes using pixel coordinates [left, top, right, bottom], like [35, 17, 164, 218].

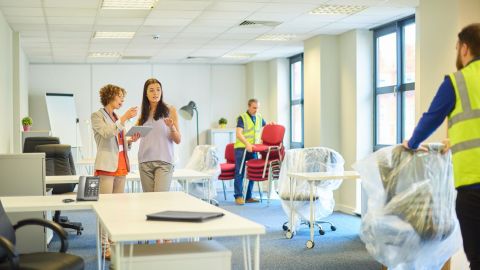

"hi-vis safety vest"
[234, 112, 263, 149]
[448, 59, 480, 188]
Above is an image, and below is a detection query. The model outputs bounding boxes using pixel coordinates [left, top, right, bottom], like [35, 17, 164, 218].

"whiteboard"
[45, 93, 82, 147]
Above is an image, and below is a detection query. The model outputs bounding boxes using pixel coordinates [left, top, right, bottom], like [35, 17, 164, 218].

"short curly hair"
[99, 84, 126, 106]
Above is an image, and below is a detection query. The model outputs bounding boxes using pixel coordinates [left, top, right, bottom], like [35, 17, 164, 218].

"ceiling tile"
[137, 25, 185, 34]
[257, 3, 318, 14]
[96, 17, 145, 26]
[0, 0, 42, 8]
[48, 24, 94, 31]
[6, 16, 45, 24]
[42, 0, 99, 9]
[1, 7, 42, 16]
[47, 16, 95, 25]
[29, 56, 54, 63]
[196, 11, 250, 20]
[9, 23, 47, 31]
[144, 17, 193, 26]
[93, 25, 139, 32]
[207, 1, 265, 12]
[97, 9, 150, 18]
[44, 8, 97, 17]
[153, 1, 211, 11]
[147, 10, 202, 19]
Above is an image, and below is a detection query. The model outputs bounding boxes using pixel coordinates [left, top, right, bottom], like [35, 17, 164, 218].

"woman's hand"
[130, 132, 141, 142]
[164, 117, 174, 128]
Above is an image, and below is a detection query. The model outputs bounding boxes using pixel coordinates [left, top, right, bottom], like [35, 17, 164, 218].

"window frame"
[289, 53, 304, 149]
[373, 15, 415, 151]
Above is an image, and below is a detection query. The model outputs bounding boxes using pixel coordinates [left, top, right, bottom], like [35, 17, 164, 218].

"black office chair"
[23, 137, 84, 235]
[0, 201, 85, 270]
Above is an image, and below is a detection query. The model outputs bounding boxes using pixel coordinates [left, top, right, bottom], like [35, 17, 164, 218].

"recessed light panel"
[310, 5, 368, 15]
[256, 34, 296, 41]
[94, 32, 135, 39]
[88, 52, 121, 58]
[102, 0, 158, 10]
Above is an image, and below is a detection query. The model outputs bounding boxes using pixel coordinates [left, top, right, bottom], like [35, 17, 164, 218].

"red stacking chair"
[218, 143, 235, 200]
[243, 124, 285, 204]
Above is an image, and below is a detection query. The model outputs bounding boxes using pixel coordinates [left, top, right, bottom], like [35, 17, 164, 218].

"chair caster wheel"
[285, 230, 294, 239]
[319, 229, 325, 235]
[77, 231, 82, 235]
[331, 226, 336, 231]
[306, 240, 315, 249]
[282, 223, 288, 231]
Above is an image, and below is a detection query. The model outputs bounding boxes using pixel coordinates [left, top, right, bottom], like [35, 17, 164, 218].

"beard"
[456, 50, 464, 70]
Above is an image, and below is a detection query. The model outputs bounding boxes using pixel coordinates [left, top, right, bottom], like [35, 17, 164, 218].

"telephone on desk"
[76, 176, 99, 201]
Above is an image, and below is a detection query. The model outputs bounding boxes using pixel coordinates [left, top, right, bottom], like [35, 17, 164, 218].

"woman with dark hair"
[137, 78, 181, 192]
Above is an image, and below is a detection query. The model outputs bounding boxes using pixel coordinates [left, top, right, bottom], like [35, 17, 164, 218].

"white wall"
[29, 63, 246, 167]
[268, 58, 290, 149]
[0, 11, 13, 153]
[245, 61, 272, 121]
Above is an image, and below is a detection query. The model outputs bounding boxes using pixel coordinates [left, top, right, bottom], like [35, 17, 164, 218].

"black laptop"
[146, 211, 224, 222]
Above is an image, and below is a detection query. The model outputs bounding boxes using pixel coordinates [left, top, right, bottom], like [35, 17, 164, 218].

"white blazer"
[91, 109, 130, 172]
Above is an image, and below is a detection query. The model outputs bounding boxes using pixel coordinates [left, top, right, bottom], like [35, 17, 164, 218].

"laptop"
[146, 211, 224, 222]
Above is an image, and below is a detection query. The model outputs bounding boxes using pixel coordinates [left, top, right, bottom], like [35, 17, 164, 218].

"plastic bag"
[278, 147, 344, 229]
[184, 145, 220, 199]
[354, 144, 461, 270]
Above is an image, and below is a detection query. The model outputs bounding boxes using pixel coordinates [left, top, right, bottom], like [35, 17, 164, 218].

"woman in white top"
[137, 78, 181, 192]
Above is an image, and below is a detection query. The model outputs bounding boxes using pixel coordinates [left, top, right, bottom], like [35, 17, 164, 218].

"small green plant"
[218, 118, 227, 125]
[22, 116, 33, 126]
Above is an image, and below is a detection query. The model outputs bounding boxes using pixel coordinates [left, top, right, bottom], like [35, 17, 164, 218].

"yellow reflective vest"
[234, 112, 263, 149]
[448, 59, 480, 188]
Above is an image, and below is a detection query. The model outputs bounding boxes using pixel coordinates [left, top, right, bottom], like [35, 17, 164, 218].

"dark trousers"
[233, 148, 257, 199]
[456, 188, 480, 270]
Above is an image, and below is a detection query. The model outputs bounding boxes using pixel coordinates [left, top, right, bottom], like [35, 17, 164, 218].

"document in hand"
[125, 126, 152, 137]
[146, 211, 224, 222]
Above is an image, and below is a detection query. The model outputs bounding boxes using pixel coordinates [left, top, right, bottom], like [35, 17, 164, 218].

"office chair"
[0, 201, 85, 270]
[242, 124, 285, 204]
[36, 144, 84, 235]
[278, 147, 344, 244]
[23, 137, 84, 235]
[184, 145, 220, 205]
[218, 143, 235, 200]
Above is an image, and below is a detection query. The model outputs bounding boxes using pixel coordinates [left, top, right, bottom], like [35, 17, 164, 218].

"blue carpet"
[50, 193, 381, 270]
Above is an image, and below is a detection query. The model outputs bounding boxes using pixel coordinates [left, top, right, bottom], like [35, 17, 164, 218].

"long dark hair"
[137, 78, 170, 125]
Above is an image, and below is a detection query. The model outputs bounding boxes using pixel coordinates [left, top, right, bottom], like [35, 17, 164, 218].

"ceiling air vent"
[239, 20, 281, 27]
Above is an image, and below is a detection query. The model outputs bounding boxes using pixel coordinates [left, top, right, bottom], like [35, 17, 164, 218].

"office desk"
[286, 171, 360, 249]
[46, 169, 213, 199]
[1, 192, 265, 270]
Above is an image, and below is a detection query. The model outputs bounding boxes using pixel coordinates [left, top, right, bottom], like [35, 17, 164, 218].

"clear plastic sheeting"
[278, 147, 345, 229]
[184, 145, 220, 200]
[354, 144, 461, 270]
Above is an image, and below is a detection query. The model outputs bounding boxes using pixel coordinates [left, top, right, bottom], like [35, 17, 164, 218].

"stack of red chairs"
[243, 124, 285, 204]
[218, 143, 235, 200]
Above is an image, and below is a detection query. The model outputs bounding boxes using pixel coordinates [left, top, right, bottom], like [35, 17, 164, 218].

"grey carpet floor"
[49, 193, 381, 270]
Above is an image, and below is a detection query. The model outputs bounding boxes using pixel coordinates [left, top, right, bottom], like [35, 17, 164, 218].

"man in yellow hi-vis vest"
[403, 23, 480, 269]
[234, 98, 267, 205]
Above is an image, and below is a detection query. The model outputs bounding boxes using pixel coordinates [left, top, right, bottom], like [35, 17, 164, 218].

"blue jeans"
[234, 148, 257, 199]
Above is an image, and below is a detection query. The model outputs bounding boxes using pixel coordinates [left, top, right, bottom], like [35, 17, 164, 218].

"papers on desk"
[146, 211, 224, 222]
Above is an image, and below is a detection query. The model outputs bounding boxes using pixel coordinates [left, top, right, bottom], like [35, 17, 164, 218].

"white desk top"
[94, 192, 265, 242]
[287, 171, 360, 181]
[0, 194, 92, 212]
[45, 169, 212, 185]
[0, 192, 265, 242]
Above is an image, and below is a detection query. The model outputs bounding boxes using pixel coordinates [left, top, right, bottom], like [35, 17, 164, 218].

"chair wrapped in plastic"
[184, 145, 220, 204]
[278, 147, 344, 235]
[354, 144, 461, 270]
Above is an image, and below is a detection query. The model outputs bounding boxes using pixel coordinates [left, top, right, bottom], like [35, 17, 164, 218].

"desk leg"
[207, 178, 211, 204]
[114, 242, 122, 270]
[308, 181, 315, 248]
[247, 236, 252, 270]
[96, 217, 102, 270]
[242, 236, 248, 270]
[287, 177, 295, 237]
[254, 234, 260, 270]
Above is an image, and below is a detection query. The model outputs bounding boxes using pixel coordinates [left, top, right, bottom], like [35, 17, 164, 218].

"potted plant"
[22, 116, 33, 131]
[218, 117, 227, 128]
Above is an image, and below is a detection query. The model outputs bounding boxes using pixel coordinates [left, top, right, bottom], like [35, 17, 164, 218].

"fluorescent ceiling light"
[256, 34, 296, 41]
[88, 52, 121, 58]
[310, 5, 368, 15]
[102, 0, 158, 10]
[222, 53, 254, 59]
[94, 32, 135, 39]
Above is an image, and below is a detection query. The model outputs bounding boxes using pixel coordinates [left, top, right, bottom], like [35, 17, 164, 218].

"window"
[374, 16, 415, 149]
[290, 54, 304, 149]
